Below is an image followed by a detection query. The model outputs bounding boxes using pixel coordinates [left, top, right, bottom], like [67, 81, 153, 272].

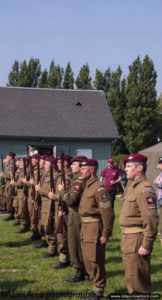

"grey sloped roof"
[0, 87, 119, 140]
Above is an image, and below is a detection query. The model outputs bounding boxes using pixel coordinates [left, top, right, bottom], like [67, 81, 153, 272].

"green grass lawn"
[0, 199, 161, 300]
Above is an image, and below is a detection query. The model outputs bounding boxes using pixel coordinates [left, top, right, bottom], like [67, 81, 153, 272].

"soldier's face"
[31, 158, 37, 167]
[125, 162, 142, 180]
[45, 161, 51, 172]
[80, 166, 91, 178]
[39, 159, 45, 169]
[159, 163, 162, 171]
[70, 161, 80, 173]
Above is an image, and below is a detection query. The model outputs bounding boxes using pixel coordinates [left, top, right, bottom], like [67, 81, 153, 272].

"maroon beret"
[80, 159, 98, 167]
[31, 154, 40, 160]
[56, 153, 72, 162]
[15, 156, 22, 161]
[107, 158, 114, 163]
[39, 155, 47, 160]
[123, 153, 148, 164]
[6, 152, 16, 159]
[44, 156, 53, 163]
[70, 155, 87, 164]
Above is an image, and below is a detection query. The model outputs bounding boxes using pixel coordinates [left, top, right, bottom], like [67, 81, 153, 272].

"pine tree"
[38, 69, 48, 88]
[63, 62, 74, 89]
[123, 55, 158, 152]
[8, 60, 20, 86]
[47, 60, 64, 89]
[75, 63, 92, 89]
[28, 58, 41, 87]
[107, 67, 128, 153]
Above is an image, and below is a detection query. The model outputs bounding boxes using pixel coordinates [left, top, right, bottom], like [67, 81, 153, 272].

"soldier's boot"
[36, 240, 48, 249]
[29, 230, 41, 241]
[64, 274, 85, 283]
[54, 261, 70, 270]
[42, 251, 59, 258]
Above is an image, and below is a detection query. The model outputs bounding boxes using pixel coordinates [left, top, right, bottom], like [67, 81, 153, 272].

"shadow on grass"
[0, 239, 33, 247]
[152, 280, 162, 292]
[0, 279, 35, 299]
[106, 269, 124, 278]
[152, 263, 162, 275]
[105, 256, 122, 264]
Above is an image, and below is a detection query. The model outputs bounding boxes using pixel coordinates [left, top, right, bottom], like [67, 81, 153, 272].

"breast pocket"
[127, 197, 139, 215]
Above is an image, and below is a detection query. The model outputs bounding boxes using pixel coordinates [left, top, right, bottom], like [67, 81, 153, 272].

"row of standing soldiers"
[0, 151, 115, 300]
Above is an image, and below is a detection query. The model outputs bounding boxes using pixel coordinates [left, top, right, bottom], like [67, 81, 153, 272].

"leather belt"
[121, 226, 144, 234]
[81, 216, 100, 223]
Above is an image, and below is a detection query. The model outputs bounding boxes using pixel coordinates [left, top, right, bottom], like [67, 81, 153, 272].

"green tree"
[47, 60, 64, 89]
[93, 68, 111, 93]
[107, 67, 128, 153]
[8, 58, 41, 87]
[8, 60, 20, 86]
[123, 55, 158, 152]
[19, 60, 31, 87]
[63, 62, 74, 89]
[38, 69, 48, 88]
[28, 58, 41, 87]
[75, 63, 92, 89]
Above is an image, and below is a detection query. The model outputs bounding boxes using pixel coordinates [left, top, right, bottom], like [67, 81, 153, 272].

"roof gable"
[0, 87, 119, 140]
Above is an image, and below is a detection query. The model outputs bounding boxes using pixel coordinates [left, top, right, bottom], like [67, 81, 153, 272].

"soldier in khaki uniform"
[1, 152, 16, 220]
[119, 153, 158, 294]
[11, 157, 24, 226]
[79, 159, 114, 300]
[48, 153, 72, 268]
[58, 156, 87, 283]
[36, 156, 58, 257]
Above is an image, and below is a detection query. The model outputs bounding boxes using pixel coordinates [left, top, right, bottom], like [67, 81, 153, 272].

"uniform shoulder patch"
[142, 185, 155, 194]
[146, 196, 156, 209]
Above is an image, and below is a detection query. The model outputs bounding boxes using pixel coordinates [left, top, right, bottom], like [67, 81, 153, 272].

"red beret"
[39, 155, 48, 160]
[15, 156, 22, 161]
[70, 156, 87, 164]
[80, 159, 98, 167]
[6, 152, 16, 159]
[57, 153, 72, 162]
[107, 158, 114, 163]
[31, 154, 40, 160]
[44, 156, 53, 163]
[123, 153, 148, 164]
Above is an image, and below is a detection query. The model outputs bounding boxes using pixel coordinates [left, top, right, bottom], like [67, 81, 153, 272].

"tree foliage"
[75, 63, 92, 89]
[8, 58, 41, 87]
[47, 60, 64, 89]
[123, 55, 158, 152]
[63, 62, 74, 89]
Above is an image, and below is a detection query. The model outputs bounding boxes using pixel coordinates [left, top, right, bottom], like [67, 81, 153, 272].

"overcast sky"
[0, 0, 161, 95]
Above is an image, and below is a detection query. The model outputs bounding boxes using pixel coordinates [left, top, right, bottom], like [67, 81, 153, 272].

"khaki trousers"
[121, 232, 151, 294]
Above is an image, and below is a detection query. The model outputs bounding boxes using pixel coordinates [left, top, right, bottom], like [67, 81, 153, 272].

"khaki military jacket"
[79, 175, 114, 238]
[61, 172, 86, 211]
[11, 168, 24, 198]
[119, 175, 158, 250]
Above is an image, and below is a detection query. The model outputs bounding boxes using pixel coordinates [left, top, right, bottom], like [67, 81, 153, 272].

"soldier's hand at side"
[10, 179, 14, 185]
[21, 178, 27, 184]
[48, 191, 53, 199]
[100, 236, 108, 245]
[35, 184, 40, 192]
[29, 178, 34, 185]
[138, 246, 150, 256]
[0, 172, 4, 177]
